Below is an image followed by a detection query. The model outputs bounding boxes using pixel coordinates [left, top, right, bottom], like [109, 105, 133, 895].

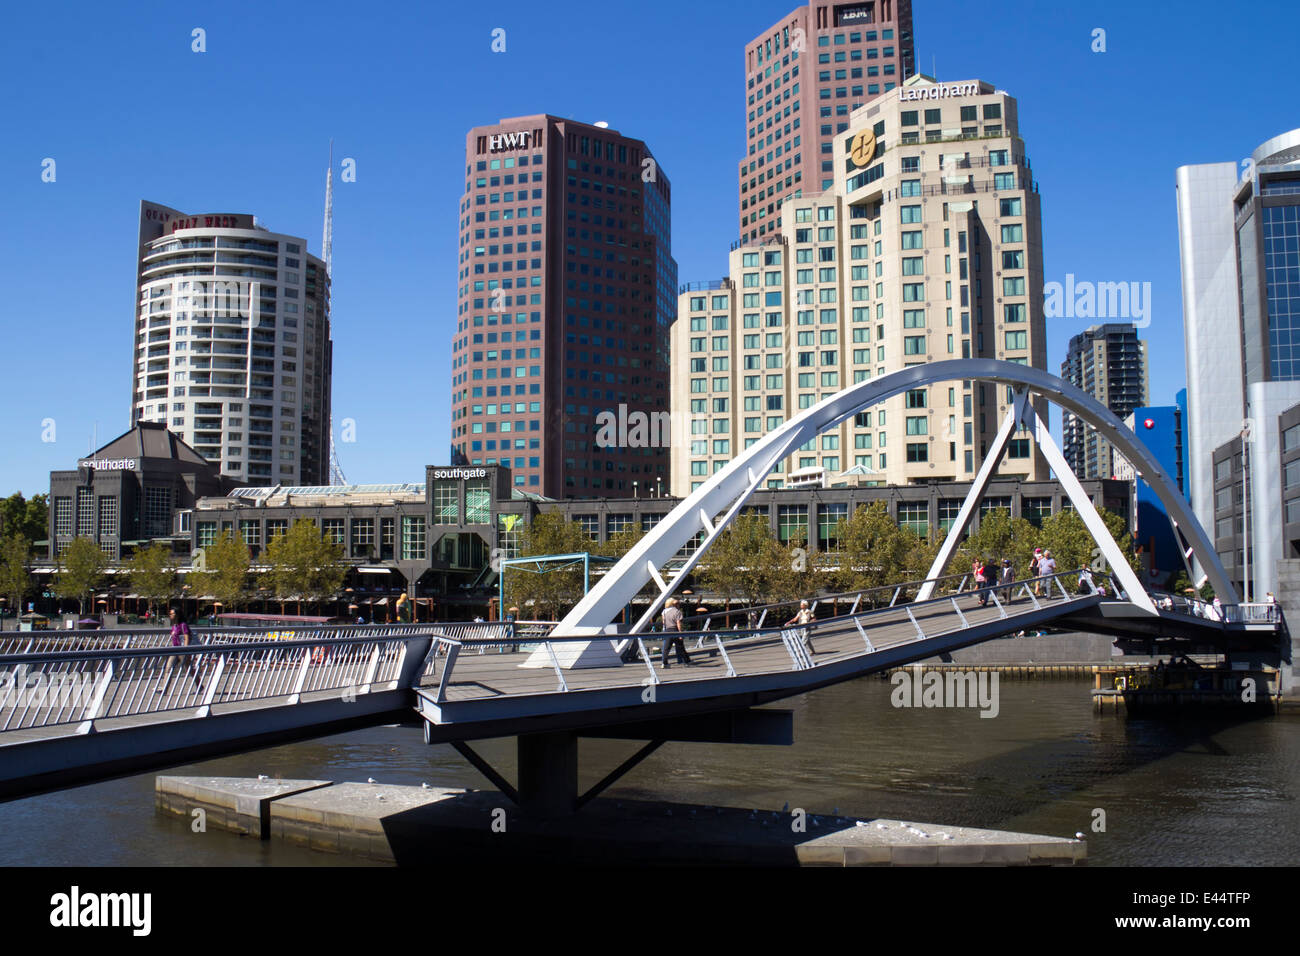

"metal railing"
[0, 623, 431, 658]
[0, 630, 431, 736]
[419, 570, 1110, 705]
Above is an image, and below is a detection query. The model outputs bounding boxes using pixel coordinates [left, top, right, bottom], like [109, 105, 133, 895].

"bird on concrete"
[421, 782, 430, 790]
[257, 774, 268, 780]
[367, 777, 377, 784]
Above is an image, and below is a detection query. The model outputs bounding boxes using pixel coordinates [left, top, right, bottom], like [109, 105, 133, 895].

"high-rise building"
[739, 1, 915, 243]
[674, 75, 1049, 494]
[1113, 391, 1187, 584]
[1060, 323, 1149, 479]
[131, 202, 332, 487]
[1178, 128, 1300, 597]
[450, 115, 676, 499]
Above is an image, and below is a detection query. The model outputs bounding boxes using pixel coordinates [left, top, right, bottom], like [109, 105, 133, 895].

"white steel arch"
[553, 359, 1235, 637]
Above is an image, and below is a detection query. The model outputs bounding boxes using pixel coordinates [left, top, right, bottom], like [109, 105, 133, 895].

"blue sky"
[1, 0, 1296, 497]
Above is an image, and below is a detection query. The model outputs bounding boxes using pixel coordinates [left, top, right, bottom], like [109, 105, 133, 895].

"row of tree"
[0, 519, 350, 618]
[502, 503, 1140, 620]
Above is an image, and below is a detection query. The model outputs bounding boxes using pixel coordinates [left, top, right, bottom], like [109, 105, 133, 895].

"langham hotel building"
[673, 75, 1050, 495]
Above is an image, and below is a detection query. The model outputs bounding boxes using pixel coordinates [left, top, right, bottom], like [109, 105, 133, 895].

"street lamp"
[632, 481, 638, 498]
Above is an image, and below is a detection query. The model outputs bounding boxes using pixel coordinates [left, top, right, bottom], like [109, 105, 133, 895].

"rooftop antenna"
[322, 139, 334, 278]
[323, 141, 347, 487]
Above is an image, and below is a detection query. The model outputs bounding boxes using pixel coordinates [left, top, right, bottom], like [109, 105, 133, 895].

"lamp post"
[632, 481, 638, 499]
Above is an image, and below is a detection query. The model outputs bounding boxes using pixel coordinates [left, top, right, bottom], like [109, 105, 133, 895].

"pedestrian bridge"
[0, 571, 1283, 805]
[0, 360, 1288, 811]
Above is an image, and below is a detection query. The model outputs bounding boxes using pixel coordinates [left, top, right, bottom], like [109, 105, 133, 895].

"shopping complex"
[34, 422, 1130, 621]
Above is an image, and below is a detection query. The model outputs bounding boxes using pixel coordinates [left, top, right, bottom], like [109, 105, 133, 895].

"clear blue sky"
[1, 0, 1296, 497]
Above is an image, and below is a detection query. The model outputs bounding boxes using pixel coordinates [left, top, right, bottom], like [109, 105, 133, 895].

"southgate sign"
[432, 468, 487, 480]
[78, 457, 140, 472]
[899, 82, 981, 102]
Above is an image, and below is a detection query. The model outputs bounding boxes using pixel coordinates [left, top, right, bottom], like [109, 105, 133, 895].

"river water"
[1, 677, 1295, 866]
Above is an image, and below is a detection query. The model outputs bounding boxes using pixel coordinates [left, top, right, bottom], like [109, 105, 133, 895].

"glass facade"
[1263, 204, 1300, 379]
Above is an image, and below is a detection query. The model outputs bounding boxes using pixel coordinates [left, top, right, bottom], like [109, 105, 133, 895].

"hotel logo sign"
[899, 82, 980, 102]
[489, 131, 532, 152]
[847, 129, 877, 169]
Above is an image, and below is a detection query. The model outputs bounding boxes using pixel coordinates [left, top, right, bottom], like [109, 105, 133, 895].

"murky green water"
[1, 677, 1295, 865]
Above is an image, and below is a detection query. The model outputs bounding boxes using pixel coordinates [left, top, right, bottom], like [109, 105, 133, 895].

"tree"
[263, 519, 347, 613]
[54, 537, 107, 615]
[0, 493, 48, 543]
[817, 502, 914, 599]
[127, 541, 179, 617]
[697, 512, 791, 610]
[502, 513, 595, 621]
[193, 531, 250, 613]
[947, 508, 1039, 582]
[0, 534, 31, 619]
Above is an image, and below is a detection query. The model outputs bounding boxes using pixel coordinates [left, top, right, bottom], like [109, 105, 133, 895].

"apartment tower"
[131, 202, 332, 487]
[1060, 323, 1150, 479]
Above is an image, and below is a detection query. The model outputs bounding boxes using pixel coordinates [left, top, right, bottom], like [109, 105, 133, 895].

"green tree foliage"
[817, 502, 930, 599]
[263, 519, 347, 612]
[127, 541, 179, 616]
[194, 530, 251, 612]
[944, 506, 1140, 591]
[947, 508, 1039, 581]
[54, 537, 106, 614]
[501, 513, 595, 621]
[0, 493, 48, 543]
[0, 533, 31, 618]
[697, 512, 795, 610]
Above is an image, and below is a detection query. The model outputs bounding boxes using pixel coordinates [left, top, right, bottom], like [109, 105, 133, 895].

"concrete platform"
[155, 776, 1086, 865]
[156, 775, 333, 837]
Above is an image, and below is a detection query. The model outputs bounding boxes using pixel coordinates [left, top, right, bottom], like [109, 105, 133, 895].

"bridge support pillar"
[517, 731, 578, 817]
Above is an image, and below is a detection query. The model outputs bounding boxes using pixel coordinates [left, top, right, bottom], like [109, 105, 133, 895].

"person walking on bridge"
[660, 598, 692, 668]
[159, 605, 203, 696]
[999, 558, 1015, 603]
[785, 599, 817, 655]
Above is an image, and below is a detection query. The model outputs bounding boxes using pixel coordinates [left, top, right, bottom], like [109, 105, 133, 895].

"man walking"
[660, 598, 691, 668]
[785, 599, 817, 655]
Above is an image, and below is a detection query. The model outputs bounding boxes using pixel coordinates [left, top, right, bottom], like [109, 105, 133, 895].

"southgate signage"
[78, 457, 140, 472]
[899, 82, 980, 102]
[489, 131, 532, 152]
[433, 468, 487, 480]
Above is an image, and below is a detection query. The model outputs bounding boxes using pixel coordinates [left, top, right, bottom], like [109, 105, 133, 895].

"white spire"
[322, 139, 333, 277]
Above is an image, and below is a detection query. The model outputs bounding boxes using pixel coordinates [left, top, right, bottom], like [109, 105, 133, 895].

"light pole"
[1241, 418, 1252, 603]
[632, 481, 638, 499]
[656, 476, 662, 499]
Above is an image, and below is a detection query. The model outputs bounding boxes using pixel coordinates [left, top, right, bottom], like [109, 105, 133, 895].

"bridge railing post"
[286, 647, 312, 706]
[904, 606, 926, 640]
[987, 587, 1007, 620]
[544, 641, 569, 692]
[636, 637, 659, 685]
[75, 661, 114, 735]
[435, 642, 460, 704]
[195, 654, 226, 717]
[714, 636, 737, 677]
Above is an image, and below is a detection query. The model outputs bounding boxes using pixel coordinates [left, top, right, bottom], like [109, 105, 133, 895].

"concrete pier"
[155, 776, 1086, 865]
[156, 775, 332, 837]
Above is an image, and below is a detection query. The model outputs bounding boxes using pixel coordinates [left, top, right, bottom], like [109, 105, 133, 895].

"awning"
[358, 567, 392, 574]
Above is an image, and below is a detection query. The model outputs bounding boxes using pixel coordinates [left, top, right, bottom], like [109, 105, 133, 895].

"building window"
[433, 481, 460, 525]
[76, 488, 93, 537]
[321, 518, 345, 544]
[381, 518, 396, 559]
[897, 501, 928, 536]
[143, 486, 172, 538]
[196, 521, 217, 548]
[97, 496, 118, 540]
[351, 518, 375, 556]
[239, 519, 262, 552]
[818, 503, 849, 550]
[267, 519, 289, 543]
[777, 504, 808, 543]
[466, 478, 491, 524]
[401, 516, 426, 560]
